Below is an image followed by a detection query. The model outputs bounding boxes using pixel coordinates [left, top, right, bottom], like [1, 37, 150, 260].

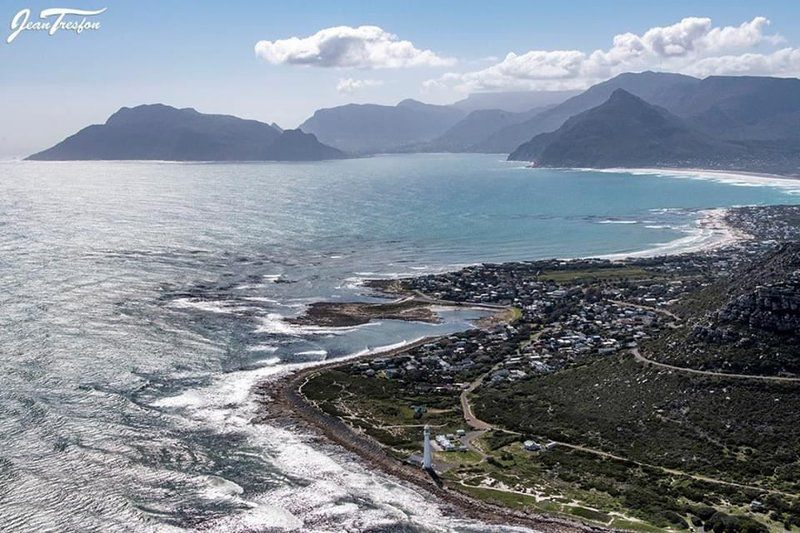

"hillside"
[261, 128, 347, 161]
[27, 104, 346, 161]
[508, 89, 743, 167]
[409, 107, 544, 152]
[298, 99, 468, 154]
[667, 75, 800, 141]
[475, 71, 700, 153]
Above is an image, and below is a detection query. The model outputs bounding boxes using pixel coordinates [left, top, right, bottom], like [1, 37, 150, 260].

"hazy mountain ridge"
[508, 88, 800, 175]
[298, 99, 469, 154]
[25, 73, 800, 171]
[497, 73, 800, 155]
[474, 72, 701, 153]
[668, 76, 800, 141]
[450, 89, 580, 112]
[28, 104, 346, 161]
[298, 91, 578, 154]
[403, 107, 546, 153]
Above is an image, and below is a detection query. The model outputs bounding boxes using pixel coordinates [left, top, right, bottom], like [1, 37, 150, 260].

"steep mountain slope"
[475, 72, 701, 153]
[495, 73, 800, 156]
[508, 89, 744, 167]
[262, 129, 347, 161]
[28, 104, 346, 161]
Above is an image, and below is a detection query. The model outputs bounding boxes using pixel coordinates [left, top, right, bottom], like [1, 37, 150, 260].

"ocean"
[1, 153, 799, 532]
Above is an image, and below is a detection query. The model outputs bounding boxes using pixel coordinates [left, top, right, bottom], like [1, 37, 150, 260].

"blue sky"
[2, 0, 800, 157]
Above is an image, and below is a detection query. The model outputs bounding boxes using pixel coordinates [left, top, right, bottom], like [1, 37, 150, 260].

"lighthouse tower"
[422, 424, 433, 470]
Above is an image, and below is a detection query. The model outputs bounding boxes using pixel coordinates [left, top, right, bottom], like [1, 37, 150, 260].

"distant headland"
[27, 104, 347, 162]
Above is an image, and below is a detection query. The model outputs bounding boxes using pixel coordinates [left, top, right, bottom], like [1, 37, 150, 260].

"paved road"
[461, 401, 799, 498]
[455, 348, 799, 498]
[553, 440, 799, 498]
[631, 348, 800, 383]
[459, 369, 495, 431]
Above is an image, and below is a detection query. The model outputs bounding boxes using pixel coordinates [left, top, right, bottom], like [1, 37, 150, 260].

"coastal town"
[281, 205, 800, 532]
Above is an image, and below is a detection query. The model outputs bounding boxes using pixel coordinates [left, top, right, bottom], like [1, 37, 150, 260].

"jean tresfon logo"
[7, 7, 106, 44]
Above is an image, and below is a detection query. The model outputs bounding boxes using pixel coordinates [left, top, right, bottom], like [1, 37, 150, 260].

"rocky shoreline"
[253, 337, 595, 533]
[287, 297, 441, 327]
[252, 205, 800, 531]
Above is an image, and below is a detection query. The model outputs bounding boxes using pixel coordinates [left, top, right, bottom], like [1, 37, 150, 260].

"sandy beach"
[596, 166, 800, 191]
[599, 207, 751, 260]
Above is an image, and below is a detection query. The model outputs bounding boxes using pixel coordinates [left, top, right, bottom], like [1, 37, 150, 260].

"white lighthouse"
[422, 424, 433, 470]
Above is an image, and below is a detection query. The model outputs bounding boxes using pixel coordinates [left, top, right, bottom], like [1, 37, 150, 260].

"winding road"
[457, 349, 799, 498]
[631, 348, 800, 383]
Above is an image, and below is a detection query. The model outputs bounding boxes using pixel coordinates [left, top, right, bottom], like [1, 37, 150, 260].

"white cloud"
[688, 48, 800, 77]
[255, 25, 455, 69]
[426, 16, 792, 92]
[336, 78, 384, 93]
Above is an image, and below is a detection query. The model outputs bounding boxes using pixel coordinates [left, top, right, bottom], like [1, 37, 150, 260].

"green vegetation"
[302, 327, 800, 531]
[473, 355, 800, 529]
[303, 369, 464, 451]
[300, 221, 800, 532]
[475, 355, 800, 493]
[537, 266, 650, 282]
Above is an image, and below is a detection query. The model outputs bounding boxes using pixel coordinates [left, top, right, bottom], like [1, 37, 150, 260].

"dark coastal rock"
[289, 299, 441, 327]
[717, 280, 800, 333]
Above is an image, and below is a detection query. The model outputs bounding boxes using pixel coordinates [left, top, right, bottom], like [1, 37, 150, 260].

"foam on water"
[169, 298, 237, 314]
[256, 313, 380, 336]
[247, 344, 279, 353]
[201, 475, 245, 498]
[600, 167, 800, 192]
[295, 349, 327, 357]
[2, 155, 800, 531]
[154, 336, 533, 532]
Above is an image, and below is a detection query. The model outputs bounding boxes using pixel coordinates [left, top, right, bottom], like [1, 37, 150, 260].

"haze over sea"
[2, 153, 799, 532]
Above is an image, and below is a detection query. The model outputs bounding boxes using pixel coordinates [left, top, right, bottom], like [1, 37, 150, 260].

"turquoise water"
[0, 154, 799, 532]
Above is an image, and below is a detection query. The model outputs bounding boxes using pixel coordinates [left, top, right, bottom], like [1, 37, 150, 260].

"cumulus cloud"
[336, 78, 384, 93]
[255, 25, 455, 69]
[687, 48, 800, 77]
[426, 16, 791, 92]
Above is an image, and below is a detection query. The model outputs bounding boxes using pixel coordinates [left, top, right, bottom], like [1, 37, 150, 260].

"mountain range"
[507, 83, 800, 175]
[297, 99, 469, 154]
[475, 71, 701, 153]
[508, 89, 747, 168]
[25, 72, 800, 175]
[297, 90, 582, 154]
[294, 72, 800, 166]
[28, 104, 345, 162]
[449, 89, 580, 113]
